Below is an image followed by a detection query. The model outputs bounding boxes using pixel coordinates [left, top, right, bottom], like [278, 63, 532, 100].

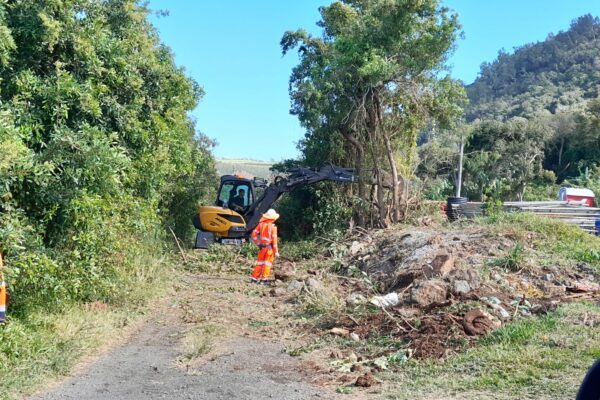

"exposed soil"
[27, 223, 600, 399]
[325, 224, 600, 360]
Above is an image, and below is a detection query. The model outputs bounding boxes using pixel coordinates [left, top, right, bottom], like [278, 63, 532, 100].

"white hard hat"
[262, 209, 280, 220]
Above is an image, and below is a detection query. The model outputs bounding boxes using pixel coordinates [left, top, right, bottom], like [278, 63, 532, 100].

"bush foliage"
[0, 1, 216, 314]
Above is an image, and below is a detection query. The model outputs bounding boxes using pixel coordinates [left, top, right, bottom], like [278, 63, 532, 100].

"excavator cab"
[193, 175, 257, 248]
[216, 175, 256, 213]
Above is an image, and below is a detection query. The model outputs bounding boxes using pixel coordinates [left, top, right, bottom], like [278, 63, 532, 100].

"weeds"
[482, 212, 600, 272]
[299, 286, 342, 320]
[179, 324, 219, 362]
[336, 386, 354, 394]
[0, 250, 172, 398]
[490, 242, 525, 272]
[280, 240, 324, 261]
[0, 306, 144, 398]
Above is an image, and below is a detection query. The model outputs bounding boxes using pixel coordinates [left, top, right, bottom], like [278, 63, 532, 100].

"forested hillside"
[415, 14, 600, 203]
[466, 15, 600, 121]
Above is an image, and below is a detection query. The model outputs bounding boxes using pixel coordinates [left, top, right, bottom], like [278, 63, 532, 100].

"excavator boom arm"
[243, 165, 354, 233]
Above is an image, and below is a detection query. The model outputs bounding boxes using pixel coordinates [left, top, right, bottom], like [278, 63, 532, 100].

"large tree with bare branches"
[282, 0, 466, 227]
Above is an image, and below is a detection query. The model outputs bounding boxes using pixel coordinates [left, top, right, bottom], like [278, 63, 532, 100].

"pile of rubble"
[332, 226, 599, 359]
[267, 225, 600, 368]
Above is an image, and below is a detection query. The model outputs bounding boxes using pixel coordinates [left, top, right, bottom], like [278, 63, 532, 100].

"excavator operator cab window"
[217, 181, 253, 213]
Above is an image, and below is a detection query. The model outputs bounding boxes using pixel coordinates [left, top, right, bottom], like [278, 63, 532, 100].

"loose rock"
[447, 269, 481, 290]
[428, 253, 455, 277]
[411, 280, 448, 307]
[350, 364, 364, 373]
[355, 373, 377, 387]
[287, 280, 303, 292]
[350, 241, 365, 256]
[305, 277, 326, 294]
[274, 261, 296, 281]
[329, 327, 350, 337]
[452, 280, 471, 295]
[462, 309, 501, 336]
[270, 287, 286, 297]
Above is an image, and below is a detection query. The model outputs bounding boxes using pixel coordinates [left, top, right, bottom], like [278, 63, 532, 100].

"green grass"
[478, 212, 600, 272]
[381, 213, 600, 399]
[279, 240, 325, 261]
[0, 252, 172, 399]
[384, 302, 600, 399]
[0, 306, 144, 398]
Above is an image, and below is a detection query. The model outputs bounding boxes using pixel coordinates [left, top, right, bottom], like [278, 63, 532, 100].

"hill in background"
[466, 15, 600, 121]
[216, 158, 273, 179]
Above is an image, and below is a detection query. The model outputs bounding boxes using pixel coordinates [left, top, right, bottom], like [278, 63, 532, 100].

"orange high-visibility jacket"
[251, 219, 278, 254]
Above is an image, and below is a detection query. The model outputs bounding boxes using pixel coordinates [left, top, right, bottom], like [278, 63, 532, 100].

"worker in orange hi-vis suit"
[0, 252, 6, 324]
[250, 209, 280, 285]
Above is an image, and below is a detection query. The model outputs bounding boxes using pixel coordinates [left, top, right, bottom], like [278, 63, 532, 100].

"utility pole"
[456, 134, 464, 198]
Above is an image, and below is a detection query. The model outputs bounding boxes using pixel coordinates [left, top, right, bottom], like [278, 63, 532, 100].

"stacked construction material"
[504, 201, 600, 234]
[454, 201, 600, 234]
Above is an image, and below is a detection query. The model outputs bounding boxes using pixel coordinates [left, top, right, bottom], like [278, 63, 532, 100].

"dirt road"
[29, 272, 346, 400]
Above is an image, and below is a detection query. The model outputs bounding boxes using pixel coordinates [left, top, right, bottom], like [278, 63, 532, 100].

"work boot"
[259, 279, 272, 286]
[249, 277, 259, 284]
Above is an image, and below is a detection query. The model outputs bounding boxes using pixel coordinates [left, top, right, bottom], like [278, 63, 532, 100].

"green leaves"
[0, 0, 216, 313]
[284, 0, 465, 228]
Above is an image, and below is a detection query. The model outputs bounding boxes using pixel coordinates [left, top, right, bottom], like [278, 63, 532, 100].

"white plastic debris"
[369, 292, 400, 308]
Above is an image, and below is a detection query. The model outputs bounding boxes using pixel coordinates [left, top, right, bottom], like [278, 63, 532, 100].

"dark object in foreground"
[355, 373, 377, 387]
[577, 358, 600, 400]
[446, 197, 467, 221]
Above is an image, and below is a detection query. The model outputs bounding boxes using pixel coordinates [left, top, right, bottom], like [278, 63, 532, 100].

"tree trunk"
[375, 167, 387, 228]
[343, 129, 366, 226]
[558, 137, 564, 171]
[383, 133, 400, 223]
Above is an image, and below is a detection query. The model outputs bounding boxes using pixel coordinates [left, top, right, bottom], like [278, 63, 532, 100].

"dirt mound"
[349, 227, 501, 292]
[326, 225, 600, 360]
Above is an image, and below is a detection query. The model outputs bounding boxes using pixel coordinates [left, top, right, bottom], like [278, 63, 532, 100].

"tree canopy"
[466, 15, 600, 121]
[0, 0, 216, 312]
[282, 0, 465, 228]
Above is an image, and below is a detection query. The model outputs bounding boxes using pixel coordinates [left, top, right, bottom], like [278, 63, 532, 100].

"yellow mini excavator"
[192, 165, 355, 248]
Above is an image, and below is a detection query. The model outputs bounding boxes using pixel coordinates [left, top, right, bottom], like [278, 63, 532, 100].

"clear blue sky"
[148, 1, 600, 162]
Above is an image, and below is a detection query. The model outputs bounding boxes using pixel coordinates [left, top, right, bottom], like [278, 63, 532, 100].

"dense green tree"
[462, 120, 553, 201]
[283, 0, 465, 227]
[0, 0, 216, 312]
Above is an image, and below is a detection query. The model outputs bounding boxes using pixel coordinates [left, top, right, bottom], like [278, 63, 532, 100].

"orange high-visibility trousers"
[251, 247, 275, 280]
[0, 253, 5, 324]
[0, 280, 5, 323]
